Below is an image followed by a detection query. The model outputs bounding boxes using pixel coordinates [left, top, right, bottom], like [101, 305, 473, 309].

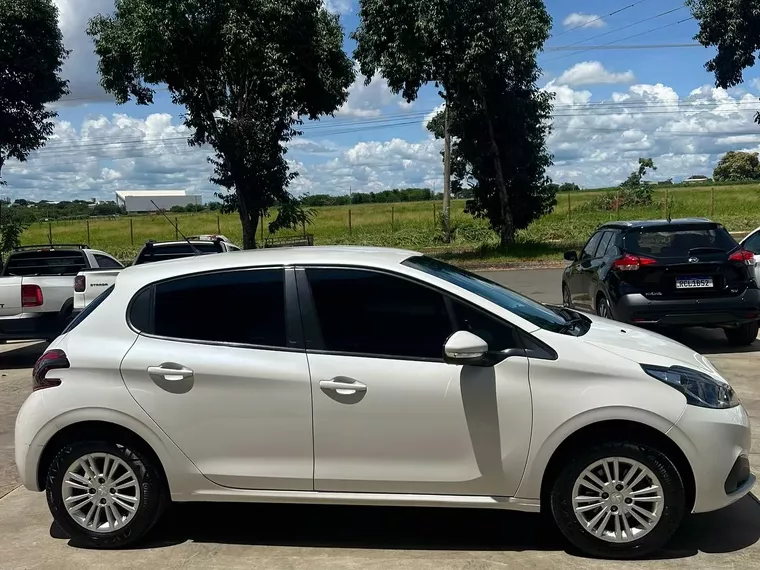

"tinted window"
[582, 233, 603, 259]
[153, 269, 286, 347]
[624, 226, 738, 257]
[744, 232, 760, 255]
[305, 268, 452, 359]
[595, 232, 614, 258]
[451, 300, 517, 351]
[403, 256, 572, 334]
[134, 242, 223, 265]
[94, 254, 123, 269]
[3, 250, 86, 276]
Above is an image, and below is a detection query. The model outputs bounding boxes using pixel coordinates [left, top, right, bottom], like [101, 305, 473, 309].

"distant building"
[115, 190, 202, 213]
[683, 175, 710, 184]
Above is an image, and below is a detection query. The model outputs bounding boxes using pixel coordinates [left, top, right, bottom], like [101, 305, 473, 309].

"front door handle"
[148, 364, 194, 382]
[319, 379, 367, 395]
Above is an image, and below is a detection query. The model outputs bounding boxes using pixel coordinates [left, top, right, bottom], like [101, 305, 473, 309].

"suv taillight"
[729, 249, 755, 266]
[21, 284, 43, 307]
[32, 349, 69, 391]
[74, 275, 86, 293]
[613, 254, 657, 271]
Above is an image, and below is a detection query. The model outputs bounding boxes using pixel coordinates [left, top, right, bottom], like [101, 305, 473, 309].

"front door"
[120, 267, 314, 491]
[298, 267, 532, 497]
[571, 231, 604, 311]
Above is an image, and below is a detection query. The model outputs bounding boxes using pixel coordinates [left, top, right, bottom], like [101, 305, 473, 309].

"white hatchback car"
[15, 247, 754, 558]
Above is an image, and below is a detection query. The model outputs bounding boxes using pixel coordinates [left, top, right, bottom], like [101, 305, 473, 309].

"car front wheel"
[46, 440, 165, 548]
[550, 441, 685, 559]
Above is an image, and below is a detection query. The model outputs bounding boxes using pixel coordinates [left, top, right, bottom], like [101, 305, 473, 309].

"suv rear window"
[2, 250, 87, 276]
[624, 226, 739, 258]
[134, 242, 223, 265]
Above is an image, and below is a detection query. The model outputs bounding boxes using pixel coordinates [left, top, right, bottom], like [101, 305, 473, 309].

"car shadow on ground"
[55, 494, 760, 560]
[0, 341, 48, 370]
[650, 326, 760, 356]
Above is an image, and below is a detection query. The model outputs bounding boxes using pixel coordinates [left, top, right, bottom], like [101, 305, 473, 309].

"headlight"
[641, 364, 739, 409]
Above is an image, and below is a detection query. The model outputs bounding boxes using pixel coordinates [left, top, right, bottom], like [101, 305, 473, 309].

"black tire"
[46, 440, 166, 548]
[596, 295, 614, 320]
[725, 321, 759, 347]
[550, 441, 685, 559]
[562, 284, 573, 308]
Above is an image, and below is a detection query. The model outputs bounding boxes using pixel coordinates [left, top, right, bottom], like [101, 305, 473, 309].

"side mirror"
[564, 251, 578, 262]
[443, 331, 488, 365]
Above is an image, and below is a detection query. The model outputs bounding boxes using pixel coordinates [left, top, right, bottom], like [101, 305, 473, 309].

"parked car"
[0, 244, 123, 342]
[562, 218, 760, 346]
[15, 246, 753, 557]
[73, 238, 240, 313]
[739, 225, 760, 284]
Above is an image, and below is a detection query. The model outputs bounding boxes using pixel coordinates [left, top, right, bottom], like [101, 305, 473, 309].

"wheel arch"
[37, 420, 169, 495]
[539, 419, 696, 514]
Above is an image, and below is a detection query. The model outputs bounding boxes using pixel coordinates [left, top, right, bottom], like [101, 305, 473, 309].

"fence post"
[260, 212, 264, 246]
[348, 208, 352, 236]
[567, 193, 571, 218]
[217, 215, 221, 234]
[616, 190, 620, 219]
[665, 187, 670, 219]
[130, 218, 134, 245]
[433, 203, 436, 226]
[711, 187, 715, 216]
[48, 222, 52, 245]
[391, 205, 395, 230]
[86, 220, 91, 245]
[175, 217, 178, 241]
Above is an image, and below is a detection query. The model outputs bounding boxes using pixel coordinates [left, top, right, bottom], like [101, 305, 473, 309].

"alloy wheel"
[571, 457, 664, 543]
[62, 452, 141, 533]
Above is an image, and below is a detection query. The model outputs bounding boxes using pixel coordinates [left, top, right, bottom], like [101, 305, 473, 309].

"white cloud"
[323, 0, 352, 14]
[337, 70, 403, 117]
[752, 78, 760, 92]
[563, 13, 606, 29]
[554, 62, 636, 87]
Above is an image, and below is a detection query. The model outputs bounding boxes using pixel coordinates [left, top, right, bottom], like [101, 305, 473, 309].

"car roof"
[117, 246, 422, 288]
[141, 240, 222, 247]
[599, 218, 718, 231]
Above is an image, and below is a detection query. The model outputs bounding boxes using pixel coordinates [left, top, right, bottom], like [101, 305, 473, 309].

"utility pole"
[443, 101, 452, 243]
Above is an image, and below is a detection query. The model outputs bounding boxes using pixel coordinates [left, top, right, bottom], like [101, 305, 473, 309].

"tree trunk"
[442, 101, 452, 243]
[479, 87, 515, 247]
[236, 187, 259, 249]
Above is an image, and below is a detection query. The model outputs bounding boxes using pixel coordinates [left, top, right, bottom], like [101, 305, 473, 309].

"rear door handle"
[148, 364, 194, 382]
[319, 379, 367, 394]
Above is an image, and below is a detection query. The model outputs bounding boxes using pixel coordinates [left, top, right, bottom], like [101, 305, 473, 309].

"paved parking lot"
[0, 268, 759, 569]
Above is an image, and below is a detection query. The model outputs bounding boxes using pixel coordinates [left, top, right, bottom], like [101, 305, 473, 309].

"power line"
[545, 43, 701, 51]
[550, 0, 653, 39]
[544, 15, 696, 64]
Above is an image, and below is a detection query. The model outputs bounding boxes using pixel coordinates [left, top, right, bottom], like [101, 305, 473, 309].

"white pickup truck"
[73, 238, 240, 313]
[0, 244, 123, 342]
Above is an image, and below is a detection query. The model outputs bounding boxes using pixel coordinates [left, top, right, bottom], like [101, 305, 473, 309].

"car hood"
[577, 314, 721, 379]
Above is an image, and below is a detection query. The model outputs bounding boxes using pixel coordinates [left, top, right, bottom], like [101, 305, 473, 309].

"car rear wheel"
[725, 321, 759, 347]
[596, 295, 613, 320]
[550, 441, 685, 559]
[46, 440, 165, 548]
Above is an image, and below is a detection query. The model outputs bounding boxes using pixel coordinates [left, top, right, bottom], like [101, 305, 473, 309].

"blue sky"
[5, 0, 760, 202]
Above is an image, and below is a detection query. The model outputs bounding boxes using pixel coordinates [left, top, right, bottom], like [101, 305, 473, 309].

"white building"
[115, 190, 202, 213]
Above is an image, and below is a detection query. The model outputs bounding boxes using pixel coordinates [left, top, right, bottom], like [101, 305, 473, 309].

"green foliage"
[0, 202, 28, 252]
[687, 0, 760, 123]
[578, 158, 657, 212]
[354, 0, 556, 245]
[87, 0, 355, 248]
[0, 0, 69, 183]
[301, 188, 439, 206]
[714, 151, 760, 181]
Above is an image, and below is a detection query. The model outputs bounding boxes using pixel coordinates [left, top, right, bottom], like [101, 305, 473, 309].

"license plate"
[676, 277, 713, 289]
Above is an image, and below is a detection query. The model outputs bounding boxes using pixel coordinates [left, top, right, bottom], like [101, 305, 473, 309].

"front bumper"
[614, 288, 760, 327]
[0, 312, 59, 341]
[667, 403, 755, 513]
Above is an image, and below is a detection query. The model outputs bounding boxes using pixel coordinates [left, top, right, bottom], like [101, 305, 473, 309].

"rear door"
[569, 231, 604, 311]
[120, 267, 314, 491]
[619, 224, 750, 300]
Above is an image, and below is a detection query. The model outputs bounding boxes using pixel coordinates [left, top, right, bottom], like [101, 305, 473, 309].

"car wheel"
[550, 441, 685, 559]
[562, 284, 573, 308]
[46, 440, 166, 548]
[725, 321, 759, 347]
[596, 295, 614, 320]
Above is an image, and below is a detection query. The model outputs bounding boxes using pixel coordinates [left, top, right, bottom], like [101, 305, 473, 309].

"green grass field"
[20, 183, 760, 265]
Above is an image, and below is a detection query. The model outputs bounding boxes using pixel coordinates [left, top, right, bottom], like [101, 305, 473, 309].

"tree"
[687, 0, 760, 123]
[354, 0, 555, 245]
[87, 0, 354, 248]
[621, 158, 657, 189]
[713, 151, 760, 181]
[0, 0, 69, 183]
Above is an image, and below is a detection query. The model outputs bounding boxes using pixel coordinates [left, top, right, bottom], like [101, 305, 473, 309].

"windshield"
[402, 255, 579, 334]
[624, 225, 738, 258]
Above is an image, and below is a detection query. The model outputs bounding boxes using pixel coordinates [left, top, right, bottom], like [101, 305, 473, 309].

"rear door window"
[94, 254, 123, 269]
[624, 226, 738, 258]
[594, 232, 614, 258]
[581, 232, 603, 260]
